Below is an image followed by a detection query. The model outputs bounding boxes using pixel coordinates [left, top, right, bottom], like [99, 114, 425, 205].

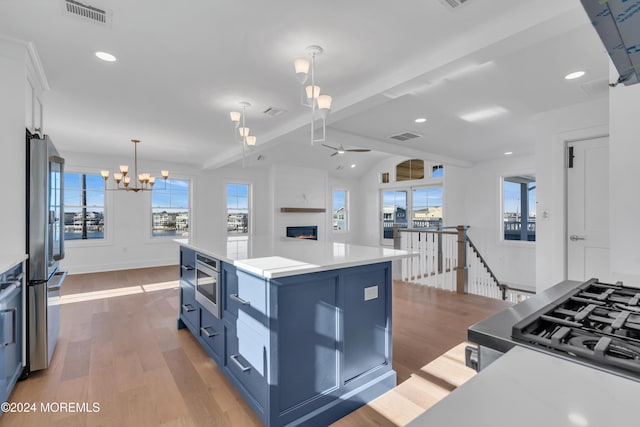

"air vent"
[389, 132, 422, 142]
[63, 0, 110, 25]
[439, 0, 471, 9]
[262, 107, 287, 118]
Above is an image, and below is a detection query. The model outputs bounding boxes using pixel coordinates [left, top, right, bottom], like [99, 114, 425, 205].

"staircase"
[395, 225, 535, 301]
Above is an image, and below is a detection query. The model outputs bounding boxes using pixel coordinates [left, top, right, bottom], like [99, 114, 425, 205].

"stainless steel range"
[467, 278, 640, 382]
[511, 278, 640, 378]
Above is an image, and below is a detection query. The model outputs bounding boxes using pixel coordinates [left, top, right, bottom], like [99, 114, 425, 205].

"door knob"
[569, 235, 586, 241]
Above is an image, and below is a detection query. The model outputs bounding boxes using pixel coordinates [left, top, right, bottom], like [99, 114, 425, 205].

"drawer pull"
[182, 304, 196, 313]
[230, 293, 250, 305]
[181, 265, 194, 271]
[200, 326, 219, 338]
[230, 354, 251, 372]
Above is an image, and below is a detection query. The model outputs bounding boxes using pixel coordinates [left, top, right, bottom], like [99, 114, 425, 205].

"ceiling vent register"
[262, 107, 287, 118]
[389, 132, 422, 142]
[63, 0, 109, 25]
[440, 0, 471, 10]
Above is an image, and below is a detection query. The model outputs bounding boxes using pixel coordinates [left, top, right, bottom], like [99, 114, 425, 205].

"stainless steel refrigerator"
[26, 131, 67, 372]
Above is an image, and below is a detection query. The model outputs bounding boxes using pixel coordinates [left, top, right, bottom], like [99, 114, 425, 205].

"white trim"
[65, 257, 178, 275]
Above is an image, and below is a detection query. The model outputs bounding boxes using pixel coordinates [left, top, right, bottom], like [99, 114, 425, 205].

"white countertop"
[0, 253, 28, 276]
[176, 236, 415, 278]
[408, 346, 640, 427]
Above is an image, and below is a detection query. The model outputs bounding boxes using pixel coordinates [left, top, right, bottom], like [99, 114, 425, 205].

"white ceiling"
[0, 0, 610, 177]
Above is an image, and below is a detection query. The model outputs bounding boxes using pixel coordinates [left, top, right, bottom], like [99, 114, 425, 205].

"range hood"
[580, 0, 640, 86]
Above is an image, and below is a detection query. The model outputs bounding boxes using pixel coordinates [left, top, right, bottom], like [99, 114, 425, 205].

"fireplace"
[286, 226, 318, 240]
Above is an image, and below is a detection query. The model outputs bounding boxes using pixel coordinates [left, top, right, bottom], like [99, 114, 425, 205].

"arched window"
[396, 159, 424, 181]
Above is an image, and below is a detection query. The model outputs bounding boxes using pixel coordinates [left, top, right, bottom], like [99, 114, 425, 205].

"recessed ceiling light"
[350, 164, 356, 168]
[95, 51, 117, 62]
[504, 151, 513, 156]
[459, 106, 508, 122]
[414, 118, 427, 124]
[565, 71, 585, 80]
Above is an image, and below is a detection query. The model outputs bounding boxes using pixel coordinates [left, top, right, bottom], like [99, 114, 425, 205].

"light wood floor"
[1, 267, 510, 426]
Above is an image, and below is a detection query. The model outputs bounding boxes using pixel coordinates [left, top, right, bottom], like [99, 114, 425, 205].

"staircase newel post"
[456, 225, 468, 294]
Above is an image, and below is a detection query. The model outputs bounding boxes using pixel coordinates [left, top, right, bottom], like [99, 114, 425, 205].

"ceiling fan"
[321, 144, 371, 157]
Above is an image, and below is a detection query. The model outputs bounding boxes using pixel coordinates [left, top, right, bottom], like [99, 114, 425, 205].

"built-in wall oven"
[195, 254, 220, 318]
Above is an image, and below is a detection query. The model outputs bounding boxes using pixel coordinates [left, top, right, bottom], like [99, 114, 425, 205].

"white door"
[567, 137, 610, 282]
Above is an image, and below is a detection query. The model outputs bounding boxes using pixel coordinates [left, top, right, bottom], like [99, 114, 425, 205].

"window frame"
[499, 172, 536, 246]
[332, 189, 349, 233]
[225, 181, 253, 236]
[150, 176, 192, 241]
[63, 168, 110, 247]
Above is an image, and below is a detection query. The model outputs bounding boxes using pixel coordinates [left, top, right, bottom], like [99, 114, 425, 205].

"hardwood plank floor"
[1, 266, 510, 426]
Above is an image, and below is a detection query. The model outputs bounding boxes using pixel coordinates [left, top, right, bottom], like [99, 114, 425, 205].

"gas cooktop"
[512, 278, 640, 378]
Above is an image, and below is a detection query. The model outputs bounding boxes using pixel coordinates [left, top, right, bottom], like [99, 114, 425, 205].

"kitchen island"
[176, 236, 415, 427]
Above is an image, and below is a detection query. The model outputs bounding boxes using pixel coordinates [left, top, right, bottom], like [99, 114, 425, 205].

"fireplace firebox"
[286, 226, 318, 240]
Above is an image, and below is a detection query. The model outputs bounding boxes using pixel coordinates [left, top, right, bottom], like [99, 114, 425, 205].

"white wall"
[462, 155, 537, 289]
[609, 68, 640, 283]
[0, 40, 29, 256]
[534, 98, 608, 291]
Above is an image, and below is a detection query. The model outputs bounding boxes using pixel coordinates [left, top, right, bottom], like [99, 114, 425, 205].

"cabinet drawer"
[180, 247, 196, 285]
[199, 307, 223, 358]
[180, 281, 198, 329]
[224, 267, 267, 319]
[226, 324, 267, 409]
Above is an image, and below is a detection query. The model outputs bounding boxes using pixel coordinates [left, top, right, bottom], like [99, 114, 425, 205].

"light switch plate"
[364, 285, 379, 301]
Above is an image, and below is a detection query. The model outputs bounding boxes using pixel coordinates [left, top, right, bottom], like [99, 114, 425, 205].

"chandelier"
[100, 139, 168, 192]
[230, 101, 257, 148]
[294, 45, 333, 145]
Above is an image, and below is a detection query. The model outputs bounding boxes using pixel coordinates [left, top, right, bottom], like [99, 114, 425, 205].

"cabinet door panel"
[226, 330, 267, 409]
[179, 247, 196, 285]
[277, 274, 339, 412]
[343, 265, 389, 382]
[199, 307, 223, 358]
[180, 281, 198, 329]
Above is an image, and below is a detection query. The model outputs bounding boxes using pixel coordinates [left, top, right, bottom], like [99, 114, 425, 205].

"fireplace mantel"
[280, 207, 326, 213]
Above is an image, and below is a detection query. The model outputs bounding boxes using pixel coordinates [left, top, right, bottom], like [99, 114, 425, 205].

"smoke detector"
[62, 0, 112, 26]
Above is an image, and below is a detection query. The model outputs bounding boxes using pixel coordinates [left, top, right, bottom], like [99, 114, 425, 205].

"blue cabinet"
[177, 245, 395, 427]
[0, 261, 24, 406]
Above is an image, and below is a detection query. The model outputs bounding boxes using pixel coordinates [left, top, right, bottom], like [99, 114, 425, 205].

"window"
[396, 159, 424, 181]
[412, 187, 443, 229]
[151, 178, 190, 238]
[227, 183, 250, 234]
[63, 172, 105, 240]
[432, 164, 444, 178]
[502, 175, 536, 241]
[332, 190, 348, 231]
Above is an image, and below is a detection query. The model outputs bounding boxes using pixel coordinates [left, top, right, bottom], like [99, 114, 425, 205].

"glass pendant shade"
[230, 111, 241, 122]
[239, 127, 250, 137]
[306, 85, 321, 99]
[317, 95, 332, 110]
[246, 135, 256, 146]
